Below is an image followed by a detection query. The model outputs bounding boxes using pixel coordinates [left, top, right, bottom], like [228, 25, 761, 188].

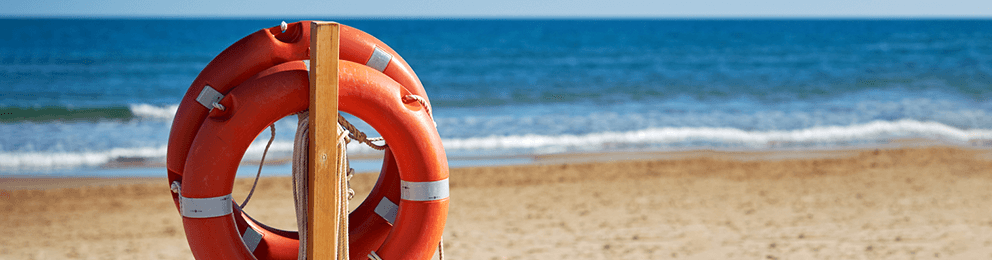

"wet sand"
[2, 146, 992, 259]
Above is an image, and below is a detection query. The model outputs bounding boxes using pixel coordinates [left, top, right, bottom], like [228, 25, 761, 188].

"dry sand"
[2, 146, 992, 259]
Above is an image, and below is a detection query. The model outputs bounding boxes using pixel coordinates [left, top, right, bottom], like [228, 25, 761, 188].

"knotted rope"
[338, 115, 386, 151]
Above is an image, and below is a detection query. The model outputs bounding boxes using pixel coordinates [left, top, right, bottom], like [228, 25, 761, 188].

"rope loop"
[402, 94, 436, 127]
[212, 102, 226, 111]
[170, 181, 181, 194]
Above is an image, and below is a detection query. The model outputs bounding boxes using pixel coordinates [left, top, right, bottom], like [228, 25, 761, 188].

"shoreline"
[3, 145, 992, 259]
[4, 138, 990, 180]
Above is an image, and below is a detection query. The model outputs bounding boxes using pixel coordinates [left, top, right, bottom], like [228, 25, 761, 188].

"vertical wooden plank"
[308, 21, 344, 260]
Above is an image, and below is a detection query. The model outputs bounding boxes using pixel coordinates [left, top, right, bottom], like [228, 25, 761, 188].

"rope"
[402, 95, 436, 127]
[346, 167, 355, 200]
[338, 114, 387, 150]
[335, 94, 434, 152]
[333, 120, 352, 257]
[438, 236, 445, 260]
[293, 112, 310, 260]
[293, 111, 358, 260]
[240, 124, 275, 209]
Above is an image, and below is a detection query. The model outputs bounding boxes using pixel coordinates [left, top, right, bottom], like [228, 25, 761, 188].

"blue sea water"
[2, 19, 992, 176]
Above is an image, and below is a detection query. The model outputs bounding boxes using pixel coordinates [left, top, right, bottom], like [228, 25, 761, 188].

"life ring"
[167, 21, 447, 260]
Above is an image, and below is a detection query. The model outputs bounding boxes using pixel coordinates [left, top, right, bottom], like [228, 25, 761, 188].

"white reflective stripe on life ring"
[365, 46, 392, 72]
[180, 194, 233, 218]
[400, 179, 449, 201]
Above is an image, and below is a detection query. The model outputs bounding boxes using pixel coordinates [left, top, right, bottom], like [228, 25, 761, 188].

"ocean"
[2, 19, 991, 176]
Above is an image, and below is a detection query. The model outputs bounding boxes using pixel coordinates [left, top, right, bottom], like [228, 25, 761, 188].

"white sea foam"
[0, 146, 168, 170]
[0, 141, 381, 171]
[3, 120, 990, 172]
[441, 120, 992, 151]
[129, 103, 178, 120]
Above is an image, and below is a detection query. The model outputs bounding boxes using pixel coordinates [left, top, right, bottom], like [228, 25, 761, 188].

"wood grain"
[308, 21, 346, 260]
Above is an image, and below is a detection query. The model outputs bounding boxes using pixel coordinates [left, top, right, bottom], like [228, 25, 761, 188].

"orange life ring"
[167, 21, 447, 260]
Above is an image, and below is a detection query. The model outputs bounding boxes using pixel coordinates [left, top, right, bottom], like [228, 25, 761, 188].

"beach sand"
[3, 146, 992, 259]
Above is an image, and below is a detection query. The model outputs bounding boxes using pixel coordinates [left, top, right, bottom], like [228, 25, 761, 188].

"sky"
[2, 0, 991, 18]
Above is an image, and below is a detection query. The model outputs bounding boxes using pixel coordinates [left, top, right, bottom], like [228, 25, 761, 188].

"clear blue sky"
[3, 0, 991, 18]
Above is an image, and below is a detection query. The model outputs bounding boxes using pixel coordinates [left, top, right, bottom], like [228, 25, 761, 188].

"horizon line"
[2, 14, 992, 20]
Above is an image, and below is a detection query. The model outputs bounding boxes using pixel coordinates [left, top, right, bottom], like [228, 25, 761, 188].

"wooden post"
[308, 21, 347, 260]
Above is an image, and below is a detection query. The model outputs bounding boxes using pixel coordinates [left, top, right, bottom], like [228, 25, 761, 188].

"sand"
[2, 146, 992, 259]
